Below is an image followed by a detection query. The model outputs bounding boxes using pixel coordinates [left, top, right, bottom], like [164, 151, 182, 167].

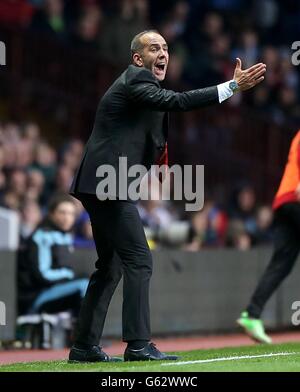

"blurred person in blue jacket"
[17, 193, 88, 316]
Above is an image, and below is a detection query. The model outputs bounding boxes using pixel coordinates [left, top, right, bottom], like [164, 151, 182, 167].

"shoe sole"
[124, 358, 152, 362]
[236, 319, 272, 344]
[68, 359, 87, 364]
[68, 358, 123, 363]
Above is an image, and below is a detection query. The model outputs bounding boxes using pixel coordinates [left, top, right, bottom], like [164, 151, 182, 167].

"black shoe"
[124, 342, 179, 361]
[68, 345, 123, 363]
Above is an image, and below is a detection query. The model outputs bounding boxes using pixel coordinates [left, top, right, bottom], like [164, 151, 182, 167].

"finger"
[247, 66, 266, 79]
[249, 67, 267, 79]
[246, 62, 265, 74]
[253, 76, 265, 86]
[245, 76, 265, 90]
[235, 57, 242, 70]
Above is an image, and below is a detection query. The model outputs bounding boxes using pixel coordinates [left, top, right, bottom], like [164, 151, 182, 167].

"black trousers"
[74, 194, 152, 345]
[247, 202, 300, 318]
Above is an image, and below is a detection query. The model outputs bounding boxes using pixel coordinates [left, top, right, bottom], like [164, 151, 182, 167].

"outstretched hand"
[233, 58, 267, 91]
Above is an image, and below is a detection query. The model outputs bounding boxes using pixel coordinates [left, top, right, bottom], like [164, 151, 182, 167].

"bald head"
[130, 30, 169, 81]
[130, 30, 159, 57]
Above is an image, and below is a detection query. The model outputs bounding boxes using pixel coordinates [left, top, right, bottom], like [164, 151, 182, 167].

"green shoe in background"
[237, 311, 272, 344]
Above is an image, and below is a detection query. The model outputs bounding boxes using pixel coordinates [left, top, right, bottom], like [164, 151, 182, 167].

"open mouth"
[154, 63, 166, 75]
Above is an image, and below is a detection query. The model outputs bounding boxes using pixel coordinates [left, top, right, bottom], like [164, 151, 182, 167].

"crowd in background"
[0, 0, 299, 250]
[0, 0, 299, 126]
[0, 121, 275, 250]
[0, 122, 94, 248]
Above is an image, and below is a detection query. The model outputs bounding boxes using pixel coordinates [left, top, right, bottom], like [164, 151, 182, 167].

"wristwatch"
[229, 80, 239, 93]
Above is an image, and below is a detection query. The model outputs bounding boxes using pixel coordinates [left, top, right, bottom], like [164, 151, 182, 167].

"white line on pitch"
[161, 352, 299, 366]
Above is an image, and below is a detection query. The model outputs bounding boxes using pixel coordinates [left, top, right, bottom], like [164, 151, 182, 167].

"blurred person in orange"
[238, 130, 300, 343]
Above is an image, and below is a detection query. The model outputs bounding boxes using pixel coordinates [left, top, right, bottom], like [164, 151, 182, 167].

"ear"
[132, 53, 144, 67]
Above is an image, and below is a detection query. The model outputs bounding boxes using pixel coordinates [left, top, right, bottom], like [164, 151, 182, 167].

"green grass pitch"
[1, 342, 300, 372]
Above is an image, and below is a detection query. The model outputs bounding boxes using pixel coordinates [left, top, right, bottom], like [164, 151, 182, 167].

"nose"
[158, 50, 166, 59]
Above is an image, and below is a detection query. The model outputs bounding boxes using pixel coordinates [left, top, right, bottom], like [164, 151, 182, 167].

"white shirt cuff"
[217, 80, 234, 103]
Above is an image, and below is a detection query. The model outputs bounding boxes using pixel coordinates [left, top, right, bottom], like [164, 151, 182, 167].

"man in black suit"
[69, 30, 266, 362]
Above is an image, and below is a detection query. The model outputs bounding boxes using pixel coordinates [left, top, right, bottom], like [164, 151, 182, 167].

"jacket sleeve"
[126, 67, 219, 112]
[30, 230, 75, 286]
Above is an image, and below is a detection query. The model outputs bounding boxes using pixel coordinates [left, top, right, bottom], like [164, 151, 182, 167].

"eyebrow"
[149, 43, 168, 49]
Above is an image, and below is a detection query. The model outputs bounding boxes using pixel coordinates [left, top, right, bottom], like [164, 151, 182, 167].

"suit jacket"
[70, 64, 219, 198]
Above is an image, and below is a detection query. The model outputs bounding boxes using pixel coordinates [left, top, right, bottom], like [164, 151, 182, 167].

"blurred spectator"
[253, 205, 274, 245]
[23, 122, 41, 146]
[210, 32, 233, 81]
[165, 52, 184, 83]
[61, 149, 81, 172]
[185, 199, 228, 250]
[74, 210, 95, 248]
[55, 165, 74, 193]
[232, 30, 259, 69]
[138, 199, 176, 233]
[26, 169, 46, 204]
[100, 0, 150, 66]
[185, 208, 209, 251]
[17, 193, 88, 316]
[205, 200, 228, 246]
[261, 46, 281, 90]
[19, 199, 42, 240]
[30, 0, 68, 41]
[186, 12, 226, 85]
[202, 11, 224, 40]
[0, 190, 22, 211]
[226, 219, 252, 250]
[67, 139, 84, 157]
[0, 121, 95, 249]
[15, 141, 35, 168]
[158, 0, 190, 60]
[250, 85, 271, 113]
[253, 0, 279, 31]
[71, 4, 103, 50]
[6, 169, 26, 196]
[274, 86, 300, 125]
[0, 169, 27, 211]
[69, 196, 93, 248]
[31, 141, 57, 200]
[228, 184, 257, 239]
